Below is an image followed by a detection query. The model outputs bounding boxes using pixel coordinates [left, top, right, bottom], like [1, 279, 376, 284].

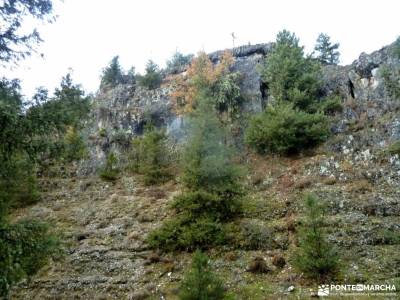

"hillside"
[9, 41, 400, 299]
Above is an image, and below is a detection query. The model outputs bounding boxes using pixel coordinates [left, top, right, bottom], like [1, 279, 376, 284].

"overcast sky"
[2, 0, 400, 98]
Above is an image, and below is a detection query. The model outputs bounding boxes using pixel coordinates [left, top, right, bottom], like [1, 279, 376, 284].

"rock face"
[94, 85, 174, 135]
[321, 42, 399, 105]
[80, 40, 400, 174]
[79, 85, 174, 174]
[208, 43, 273, 62]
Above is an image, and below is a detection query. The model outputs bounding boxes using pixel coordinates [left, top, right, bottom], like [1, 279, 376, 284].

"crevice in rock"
[348, 79, 355, 99]
[134, 120, 146, 135]
[260, 81, 268, 109]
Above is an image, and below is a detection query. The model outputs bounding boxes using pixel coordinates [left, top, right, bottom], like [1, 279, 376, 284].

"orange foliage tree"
[170, 51, 240, 115]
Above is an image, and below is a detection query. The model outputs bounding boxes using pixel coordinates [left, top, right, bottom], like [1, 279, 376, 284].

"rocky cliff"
[10, 41, 400, 299]
[79, 41, 399, 176]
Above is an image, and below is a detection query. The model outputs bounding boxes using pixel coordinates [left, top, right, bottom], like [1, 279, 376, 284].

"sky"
[2, 0, 400, 98]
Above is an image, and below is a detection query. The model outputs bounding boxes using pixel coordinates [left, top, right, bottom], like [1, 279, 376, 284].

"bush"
[147, 188, 242, 251]
[63, 126, 87, 162]
[172, 190, 241, 222]
[137, 60, 162, 90]
[166, 52, 193, 74]
[129, 126, 171, 185]
[317, 95, 343, 115]
[388, 140, 400, 156]
[381, 229, 400, 245]
[179, 250, 228, 300]
[237, 220, 274, 250]
[0, 154, 40, 211]
[99, 152, 119, 181]
[245, 103, 329, 155]
[0, 220, 61, 298]
[110, 129, 131, 149]
[292, 194, 339, 281]
[98, 128, 107, 138]
[148, 216, 226, 252]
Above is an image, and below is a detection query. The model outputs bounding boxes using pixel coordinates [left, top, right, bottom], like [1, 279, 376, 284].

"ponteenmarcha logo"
[317, 283, 396, 296]
[318, 285, 330, 296]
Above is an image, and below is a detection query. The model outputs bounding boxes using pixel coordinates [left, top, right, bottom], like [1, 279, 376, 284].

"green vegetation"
[1, 154, 40, 210]
[380, 37, 400, 100]
[394, 37, 400, 58]
[99, 127, 107, 138]
[381, 65, 400, 100]
[314, 33, 340, 65]
[63, 126, 87, 162]
[129, 126, 171, 185]
[137, 60, 163, 89]
[2, 10, 399, 296]
[213, 71, 242, 118]
[0, 74, 84, 296]
[148, 97, 244, 251]
[171, 51, 242, 119]
[259, 30, 321, 111]
[236, 220, 274, 250]
[110, 129, 131, 149]
[100, 56, 136, 88]
[99, 152, 119, 181]
[245, 103, 329, 154]
[148, 215, 227, 252]
[0, 3, 74, 293]
[166, 51, 194, 74]
[180, 100, 243, 195]
[292, 194, 339, 281]
[388, 140, 400, 156]
[0, 74, 90, 213]
[381, 229, 400, 245]
[0, 0, 53, 63]
[179, 250, 228, 300]
[0, 220, 61, 298]
[247, 30, 332, 155]
[317, 95, 343, 115]
[27, 74, 91, 162]
[101, 56, 124, 87]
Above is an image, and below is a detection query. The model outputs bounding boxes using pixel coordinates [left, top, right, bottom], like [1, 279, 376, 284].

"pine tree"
[292, 194, 339, 281]
[182, 97, 241, 194]
[126, 67, 136, 84]
[131, 126, 171, 185]
[179, 250, 227, 300]
[0, 0, 54, 63]
[101, 56, 124, 88]
[64, 126, 87, 162]
[260, 30, 321, 111]
[166, 51, 194, 74]
[314, 33, 340, 65]
[147, 96, 243, 251]
[99, 152, 119, 181]
[138, 60, 163, 89]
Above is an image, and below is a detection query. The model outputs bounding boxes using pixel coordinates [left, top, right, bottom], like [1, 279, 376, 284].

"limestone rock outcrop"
[79, 40, 400, 174]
